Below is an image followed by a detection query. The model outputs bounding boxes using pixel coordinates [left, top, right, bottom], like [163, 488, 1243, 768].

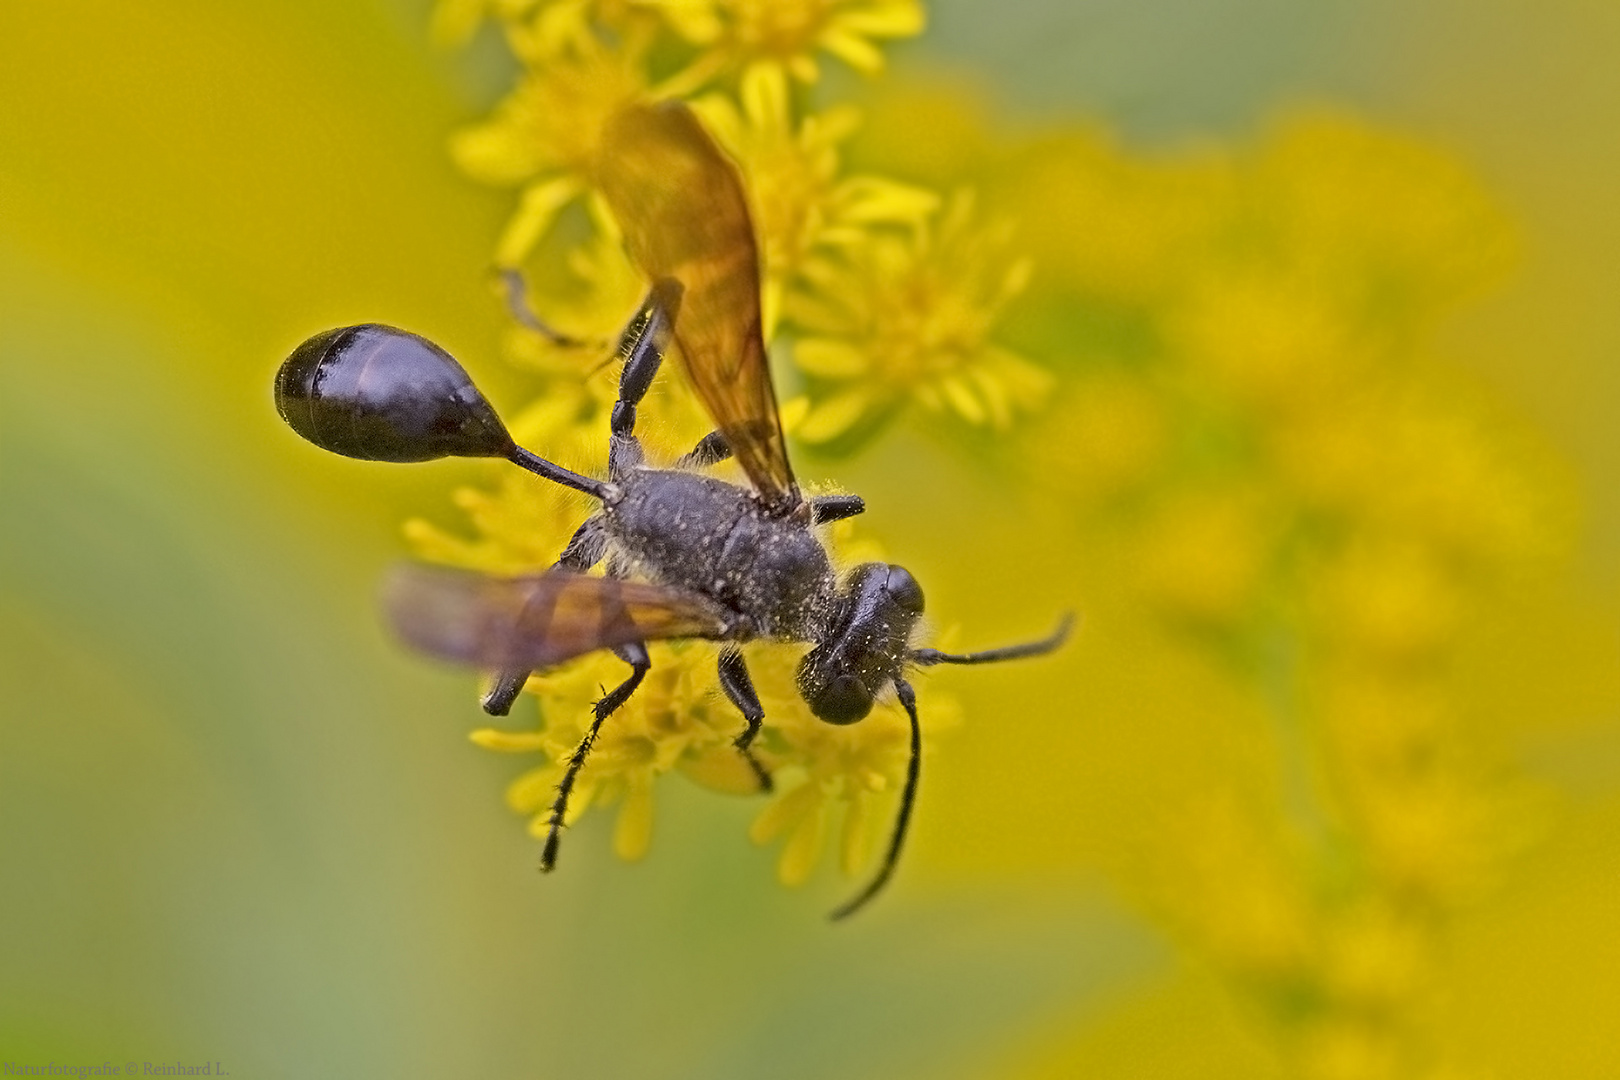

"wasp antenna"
[910, 613, 1074, 668]
[830, 678, 922, 921]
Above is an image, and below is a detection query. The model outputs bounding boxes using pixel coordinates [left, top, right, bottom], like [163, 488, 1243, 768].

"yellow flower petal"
[749, 777, 822, 844]
[809, 103, 863, 144]
[939, 375, 987, 425]
[469, 728, 549, 753]
[563, 775, 599, 826]
[530, 1, 599, 57]
[739, 61, 790, 131]
[680, 743, 768, 795]
[450, 118, 548, 186]
[689, 91, 745, 154]
[657, 1, 722, 45]
[840, 2, 924, 37]
[613, 771, 656, 860]
[778, 798, 828, 886]
[794, 337, 870, 378]
[778, 393, 811, 435]
[507, 766, 561, 814]
[1000, 256, 1034, 300]
[797, 387, 874, 442]
[966, 366, 1012, 429]
[402, 517, 481, 566]
[818, 28, 885, 74]
[650, 50, 727, 100]
[834, 176, 939, 225]
[839, 789, 877, 876]
[495, 175, 583, 268]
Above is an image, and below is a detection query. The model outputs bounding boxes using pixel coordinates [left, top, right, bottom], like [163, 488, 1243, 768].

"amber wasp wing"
[593, 102, 802, 516]
[383, 565, 742, 673]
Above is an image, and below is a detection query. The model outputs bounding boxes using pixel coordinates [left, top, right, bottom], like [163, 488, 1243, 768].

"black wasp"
[274, 102, 1069, 918]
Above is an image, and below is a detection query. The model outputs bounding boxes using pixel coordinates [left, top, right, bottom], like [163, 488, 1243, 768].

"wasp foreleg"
[675, 430, 732, 470]
[717, 648, 773, 792]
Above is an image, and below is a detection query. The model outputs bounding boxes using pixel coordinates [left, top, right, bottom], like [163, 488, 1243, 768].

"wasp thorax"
[275, 324, 513, 463]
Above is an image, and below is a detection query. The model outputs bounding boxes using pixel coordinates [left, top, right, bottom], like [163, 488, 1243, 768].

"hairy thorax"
[603, 469, 837, 640]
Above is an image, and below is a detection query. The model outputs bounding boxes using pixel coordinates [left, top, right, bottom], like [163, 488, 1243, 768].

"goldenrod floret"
[692, 65, 936, 333]
[450, 35, 648, 264]
[657, 0, 923, 88]
[788, 191, 1048, 442]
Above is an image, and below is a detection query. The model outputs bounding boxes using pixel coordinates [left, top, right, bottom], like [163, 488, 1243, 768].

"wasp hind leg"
[540, 640, 651, 872]
[607, 279, 685, 481]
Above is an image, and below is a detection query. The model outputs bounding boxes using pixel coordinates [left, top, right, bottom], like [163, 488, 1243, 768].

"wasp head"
[796, 562, 925, 724]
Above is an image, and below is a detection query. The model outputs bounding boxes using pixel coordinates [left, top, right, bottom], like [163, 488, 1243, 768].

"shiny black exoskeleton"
[275, 296, 1068, 918]
[275, 324, 605, 493]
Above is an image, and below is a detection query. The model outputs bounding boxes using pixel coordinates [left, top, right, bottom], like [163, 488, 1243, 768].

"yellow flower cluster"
[994, 111, 1555, 1077]
[414, 0, 1022, 889]
[406, 4, 1558, 1064]
[440, 0, 1044, 445]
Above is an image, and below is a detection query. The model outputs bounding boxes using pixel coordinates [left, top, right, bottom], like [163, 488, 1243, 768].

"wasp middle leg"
[480, 516, 611, 716]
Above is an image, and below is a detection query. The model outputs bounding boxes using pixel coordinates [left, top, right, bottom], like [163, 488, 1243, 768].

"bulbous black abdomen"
[275, 324, 513, 462]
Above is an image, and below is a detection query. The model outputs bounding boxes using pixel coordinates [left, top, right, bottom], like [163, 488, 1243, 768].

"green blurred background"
[3, 2, 1616, 1077]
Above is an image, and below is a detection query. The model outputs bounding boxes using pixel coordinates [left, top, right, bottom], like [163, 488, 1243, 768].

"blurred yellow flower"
[788, 191, 1049, 442]
[962, 93, 1564, 1077]
[450, 34, 647, 266]
[658, 0, 924, 87]
[694, 64, 938, 333]
[1132, 484, 1283, 629]
[1043, 371, 1170, 501]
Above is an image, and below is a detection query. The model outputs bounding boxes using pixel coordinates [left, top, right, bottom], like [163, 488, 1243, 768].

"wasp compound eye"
[883, 564, 924, 615]
[276, 324, 513, 462]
